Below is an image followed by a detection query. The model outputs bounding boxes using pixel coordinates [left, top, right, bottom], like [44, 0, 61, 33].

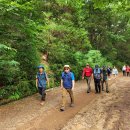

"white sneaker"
[40, 101, 45, 106]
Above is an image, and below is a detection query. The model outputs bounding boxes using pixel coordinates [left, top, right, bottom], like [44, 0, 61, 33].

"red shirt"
[82, 67, 93, 77]
[126, 67, 130, 72]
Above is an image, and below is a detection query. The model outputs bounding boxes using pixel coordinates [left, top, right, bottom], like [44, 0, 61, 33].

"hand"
[72, 87, 74, 90]
[47, 83, 50, 88]
[82, 77, 84, 80]
[60, 86, 63, 89]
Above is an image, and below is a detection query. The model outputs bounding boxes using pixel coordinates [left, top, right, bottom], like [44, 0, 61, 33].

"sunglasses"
[64, 68, 69, 70]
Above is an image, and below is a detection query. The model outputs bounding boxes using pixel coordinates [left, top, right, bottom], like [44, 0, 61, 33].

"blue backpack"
[62, 72, 73, 88]
[94, 68, 101, 79]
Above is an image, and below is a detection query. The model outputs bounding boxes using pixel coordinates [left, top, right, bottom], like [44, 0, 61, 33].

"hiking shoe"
[70, 103, 75, 107]
[60, 107, 65, 111]
[40, 101, 45, 106]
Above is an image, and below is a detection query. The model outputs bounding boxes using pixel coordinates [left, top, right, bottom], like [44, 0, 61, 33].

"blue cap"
[37, 65, 44, 69]
[95, 65, 99, 68]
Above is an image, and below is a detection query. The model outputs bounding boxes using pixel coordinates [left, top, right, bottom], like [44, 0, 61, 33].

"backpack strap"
[43, 72, 47, 80]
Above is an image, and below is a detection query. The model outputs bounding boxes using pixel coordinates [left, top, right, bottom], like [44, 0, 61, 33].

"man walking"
[107, 66, 112, 80]
[93, 65, 102, 94]
[126, 65, 130, 77]
[122, 65, 126, 76]
[82, 63, 93, 93]
[60, 65, 75, 111]
[101, 66, 109, 93]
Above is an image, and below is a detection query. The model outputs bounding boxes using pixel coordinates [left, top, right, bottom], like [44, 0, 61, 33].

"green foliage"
[0, 0, 40, 102]
[1, 0, 130, 104]
[0, 80, 36, 101]
[75, 50, 113, 68]
[0, 44, 19, 85]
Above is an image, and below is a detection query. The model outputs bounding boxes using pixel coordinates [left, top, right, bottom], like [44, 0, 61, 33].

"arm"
[72, 80, 75, 90]
[45, 73, 49, 87]
[36, 78, 38, 88]
[100, 69, 103, 79]
[91, 73, 94, 79]
[71, 73, 75, 90]
[61, 79, 63, 89]
[91, 68, 93, 79]
[92, 69, 94, 79]
[82, 68, 85, 79]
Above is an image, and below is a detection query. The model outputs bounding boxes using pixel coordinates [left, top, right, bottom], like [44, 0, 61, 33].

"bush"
[75, 50, 113, 69]
[0, 80, 37, 102]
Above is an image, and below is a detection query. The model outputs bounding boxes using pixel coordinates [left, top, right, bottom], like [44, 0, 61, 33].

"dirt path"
[0, 77, 116, 130]
[62, 77, 130, 130]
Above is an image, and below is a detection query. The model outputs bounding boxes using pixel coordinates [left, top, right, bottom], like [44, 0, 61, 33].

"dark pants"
[101, 79, 109, 92]
[94, 79, 101, 93]
[127, 72, 129, 77]
[123, 71, 126, 76]
[38, 87, 46, 101]
[108, 72, 111, 76]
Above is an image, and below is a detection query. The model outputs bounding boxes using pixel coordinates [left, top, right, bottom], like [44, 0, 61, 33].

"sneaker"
[70, 103, 75, 107]
[106, 91, 109, 93]
[60, 107, 65, 111]
[40, 101, 45, 106]
[87, 91, 90, 93]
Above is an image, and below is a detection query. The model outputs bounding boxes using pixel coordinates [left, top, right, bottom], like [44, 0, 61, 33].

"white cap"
[64, 65, 70, 68]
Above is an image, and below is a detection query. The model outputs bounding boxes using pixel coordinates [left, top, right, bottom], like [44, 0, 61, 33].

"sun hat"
[64, 65, 70, 69]
[37, 65, 44, 69]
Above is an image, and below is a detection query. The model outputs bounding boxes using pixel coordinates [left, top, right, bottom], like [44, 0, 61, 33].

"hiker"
[82, 63, 93, 93]
[36, 65, 49, 105]
[60, 65, 75, 111]
[107, 66, 112, 80]
[126, 65, 130, 77]
[93, 65, 102, 94]
[122, 65, 126, 76]
[112, 66, 118, 77]
[101, 66, 109, 93]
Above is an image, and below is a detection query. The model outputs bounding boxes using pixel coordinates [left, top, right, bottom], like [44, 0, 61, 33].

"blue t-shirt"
[61, 72, 75, 88]
[36, 72, 47, 88]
